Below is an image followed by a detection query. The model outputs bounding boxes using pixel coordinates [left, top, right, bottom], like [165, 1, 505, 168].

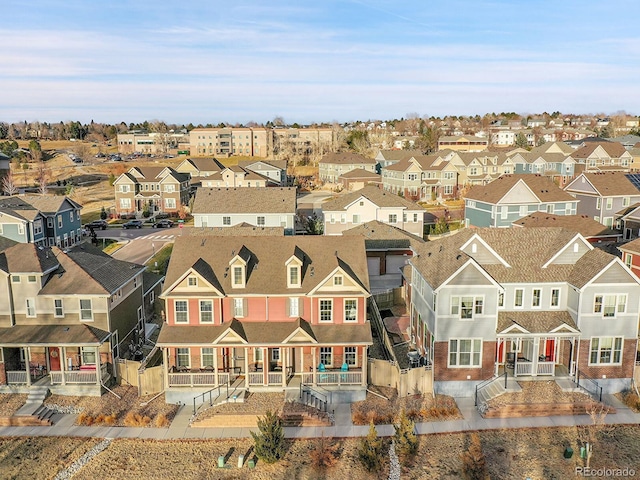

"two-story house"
[375, 150, 424, 169]
[318, 152, 377, 184]
[238, 159, 288, 186]
[512, 212, 621, 244]
[572, 142, 633, 173]
[0, 195, 82, 248]
[322, 186, 424, 238]
[175, 157, 225, 179]
[192, 187, 297, 235]
[156, 235, 372, 405]
[113, 166, 190, 216]
[564, 172, 640, 227]
[464, 174, 579, 228]
[408, 227, 640, 398]
[0, 243, 147, 396]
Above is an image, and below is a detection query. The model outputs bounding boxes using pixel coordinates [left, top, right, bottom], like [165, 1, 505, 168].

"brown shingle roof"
[465, 174, 576, 204]
[497, 311, 578, 334]
[342, 220, 425, 248]
[192, 187, 296, 214]
[570, 172, 640, 197]
[318, 152, 376, 165]
[338, 168, 381, 180]
[322, 186, 423, 211]
[512, 212, 619, 239]
[0, 324, 111, 346]
[189, 225, 285, 236]
[572, 142, 627, 159]
[0, 243, 59, 273]
[163, 235, 370, 296]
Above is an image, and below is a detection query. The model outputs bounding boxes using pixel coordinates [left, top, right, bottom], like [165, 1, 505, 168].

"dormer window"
[289, 265, 300, 288]
[188, 276, 198, 287]
[232, 265, 245, 288]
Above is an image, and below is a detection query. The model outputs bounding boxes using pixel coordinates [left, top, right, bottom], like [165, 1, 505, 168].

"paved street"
[94, 226, 185, 264]
[297, 191, 336, 217]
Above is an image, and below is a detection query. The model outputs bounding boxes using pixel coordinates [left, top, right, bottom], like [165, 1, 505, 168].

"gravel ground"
[0, 394, 28, 416]
[44, 385, 178, 427]
[195, 392, 285, 421]
[489, 381, 591, 408]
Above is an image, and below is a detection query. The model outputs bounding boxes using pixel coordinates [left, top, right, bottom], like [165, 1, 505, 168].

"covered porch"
[496, 311, 580, 378]
[0, 324, 113, 395]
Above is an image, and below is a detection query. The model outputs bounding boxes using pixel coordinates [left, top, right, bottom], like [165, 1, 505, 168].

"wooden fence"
[116, 359, 164, 396]
[368, 358, 433, 397]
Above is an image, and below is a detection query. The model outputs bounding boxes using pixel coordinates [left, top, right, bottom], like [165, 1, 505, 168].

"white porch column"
[532, 337, 540, 377]
[213, 348, 219, 386]
[361, 346, 367, 387]
[162, 348, 169, 389]
[244, 347, 249, 378]
[282, 348, 287, 387]
[262, 348, 267, 386]
[61, 346, 67, 386]
[95, 346, 102, 386]
[312, 347, 317, 385]
[25, 347, 31, 387]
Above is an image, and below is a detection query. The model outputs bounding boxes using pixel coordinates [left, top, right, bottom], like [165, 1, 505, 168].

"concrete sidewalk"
[0, 395, 638, 441]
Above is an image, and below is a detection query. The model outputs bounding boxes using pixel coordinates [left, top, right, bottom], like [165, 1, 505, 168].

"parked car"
[152, 219, 174, 228]
[86, 220, 108, 230]
[122, 220, 143, 229]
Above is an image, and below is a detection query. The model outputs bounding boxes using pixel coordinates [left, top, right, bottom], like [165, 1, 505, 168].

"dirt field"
[2, 426, 639, 480]
[0, 394, 27, 416]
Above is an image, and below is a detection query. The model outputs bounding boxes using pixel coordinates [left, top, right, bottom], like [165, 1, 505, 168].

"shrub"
[251, 410, 286, 464]
[358, 421, 384, 472]
[393, 409, 418, 459]
[77, 413, 94, 426]
[124, 412, 151, 427]
[309, 435, 339, 470]
[155, 414, 170, 428]
[460, 433, 488, 480]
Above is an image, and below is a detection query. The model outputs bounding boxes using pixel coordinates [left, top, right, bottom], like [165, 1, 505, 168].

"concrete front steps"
[476, 377, 521, 408]
[14, 386, 51, 416]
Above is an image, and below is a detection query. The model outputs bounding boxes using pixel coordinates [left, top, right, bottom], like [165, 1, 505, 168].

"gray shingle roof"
[497, 311, 578, 334]
[192, 187, 297, 214]
[0, 243, 59, 274]
[0, 324, 111, 346]
[342, 220, 425, 249]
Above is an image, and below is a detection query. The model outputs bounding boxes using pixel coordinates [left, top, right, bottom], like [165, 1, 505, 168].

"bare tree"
[579, 402, 611, 468]
[36, 161, 49, 194]
[1, 169, 18, 195]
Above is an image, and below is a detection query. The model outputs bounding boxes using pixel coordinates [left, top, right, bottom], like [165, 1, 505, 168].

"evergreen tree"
[100, 206, 107, 220]
[251, 410, 285, 464]
[514, 132, 530, 150]
[393, 409, 418, 459]
[358, 421, 384, 472]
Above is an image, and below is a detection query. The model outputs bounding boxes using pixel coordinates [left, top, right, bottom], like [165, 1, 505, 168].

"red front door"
[49, 347, 61, 371]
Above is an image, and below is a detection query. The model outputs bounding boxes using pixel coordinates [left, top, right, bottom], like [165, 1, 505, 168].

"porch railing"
[536, 362, 554, 376]
[267, 372, 283, 385]
[247, 372, 263, 386]
[192, 383, 229, 415]
[6, 371, 27, 385]
[301, 371, 362, 386]
[515, 362, 533, 376]
[49, 364, 109, 385]
[576, 369, 603, 403]
[168, 371, 229, 387]
[475, 371, 508, 408]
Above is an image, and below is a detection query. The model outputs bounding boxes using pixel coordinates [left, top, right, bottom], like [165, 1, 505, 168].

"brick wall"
[433, 341, 495, 382]
[0, 363, 5, 385]
[576, 339, 637, 379]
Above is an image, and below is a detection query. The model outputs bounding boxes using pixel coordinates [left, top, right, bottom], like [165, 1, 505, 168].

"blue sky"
[2, 0, 639, 124]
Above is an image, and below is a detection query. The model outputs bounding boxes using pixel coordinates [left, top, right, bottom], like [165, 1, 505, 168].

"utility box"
[563, 448, 573, 459]
[218, 456, 225, 468]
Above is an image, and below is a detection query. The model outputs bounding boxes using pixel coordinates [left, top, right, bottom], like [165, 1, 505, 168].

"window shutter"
[299, 298, 304, 316]
[243, 298, 248, 316]
[286, 298, 290, 315]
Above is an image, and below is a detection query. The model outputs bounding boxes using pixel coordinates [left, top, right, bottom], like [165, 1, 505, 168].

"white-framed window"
[232, 266, 244, 287]
[625, 254, 633, 268]
[120, 198, 131, 209]
[54, 299, 63, 317]
[551, 289, 560, 307]
[80, 299, 93, 321]
[188, 276, 197, 287]
[388, 214, 397, 223]
[81, 347, 96, 365]
[340, 214, 346, 224]
[444, 185, 454, 195]
[289, 297, 300, 317]
[498, 292, 504, 308]
[345, 346, 357, 366]
[233, 298, 245, 317]
[199, 300, 213, 323]
[289, 266, 300, 287]
[47, 218, 53, 228]
[57, 215, 63, 228]
[223, 216, 231, 225]
[352, 214, 361, 224]
[519, 206, 527, 217]
[320, 347, 333, 367]
[165, 198, 176, 209]
[34, 219, 43, 235]
[330, 214, 335, 224]
[254, 348, 263, 363]
[532, 289, 541, 308]
[333, 275, 343, 286]
[164, 184, 176, 193]
[256, 216, 265, 226]
[448, 338, 482, 367]
[120, 184, 130, 193]
[413, 213, 418, 222]
[589, 337, 623, 365]
[27, 275, 36, 283]
[450, 296, 483, 319]
[26, 298, 36, 317]
[514, 289, 524, 308]
[593, 294, 626, 317]
[18, 224, 24, 235]
[596, 198, 601, 210]
[11, 275, 20, 283]
[201, 348, 214, 367]
[174, 300, 188, 323]
[271, 348, 280, 362]
[176, 348, 190, 368]
[623, 197, 630, 207]
[344, 299, 357, 322]
[606, 197, 613, 210]
[319, 299, 333, 322]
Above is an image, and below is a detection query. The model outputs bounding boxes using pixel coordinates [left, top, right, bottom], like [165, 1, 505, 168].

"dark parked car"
[86, 220, 108, 230]
[122, 220, 143, 229]
[152, 219, 174, 228]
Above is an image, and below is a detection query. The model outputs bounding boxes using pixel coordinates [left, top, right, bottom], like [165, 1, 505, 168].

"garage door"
[367, 257, 380, 276]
